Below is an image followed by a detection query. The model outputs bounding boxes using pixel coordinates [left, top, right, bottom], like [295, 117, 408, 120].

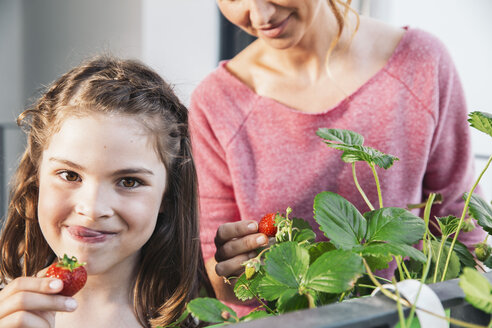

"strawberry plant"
[164, 111, 492, 328]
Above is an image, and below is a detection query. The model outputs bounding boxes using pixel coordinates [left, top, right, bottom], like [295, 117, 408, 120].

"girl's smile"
[64, 225, 118, 244]
[37, 113, 168, 276]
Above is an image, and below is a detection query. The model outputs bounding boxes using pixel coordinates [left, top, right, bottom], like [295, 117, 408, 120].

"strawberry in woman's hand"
[46, 254, 87, 296]
[258, 213, 277, 237]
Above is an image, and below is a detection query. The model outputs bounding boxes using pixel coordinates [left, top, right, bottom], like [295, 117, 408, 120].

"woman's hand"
[214, 220, 268, 278]
[0, 277, 77, 328]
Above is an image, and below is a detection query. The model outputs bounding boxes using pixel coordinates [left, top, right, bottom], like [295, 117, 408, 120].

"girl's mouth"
[258, 14, 291, 38]
[66, 225, 116, 243]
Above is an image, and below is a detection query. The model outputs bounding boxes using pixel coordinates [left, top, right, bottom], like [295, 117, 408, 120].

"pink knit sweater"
[190, 28, 485, 269]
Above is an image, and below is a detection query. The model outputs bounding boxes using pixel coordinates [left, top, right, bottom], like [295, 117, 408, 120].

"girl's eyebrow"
[49, 157, 84, 170]
[48, 157, 155, 176]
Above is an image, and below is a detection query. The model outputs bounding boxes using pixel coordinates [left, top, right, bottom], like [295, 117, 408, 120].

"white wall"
[364, 0, 492, 201]
[0, 0, 23, 124]
[141, 0, 219, 106]
[0, 0, 143, 217]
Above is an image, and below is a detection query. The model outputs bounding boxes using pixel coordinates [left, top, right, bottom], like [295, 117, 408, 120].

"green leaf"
[264, 242, 309, 288]
[436, 216, 460, 236]
[258, 274, 296, 301]
[428, 240, 460, 282]
[484, 256, 492, 269]
[293, 228, 316, 243]
[364, 208, 425, 245]
[468, 111, 492, 138]
[363, 254, 393, 271]
[305, 250, 364, 294]
[459, 267, 492, 313]
[340, 145, 399, 169]
[239, 310, 272, 322]
[440, 237, 476, 269]
[314, 192, 366, 249]
[316, 128, 364, 146]
[292, 217, 313, 230]
[187, 298, 237, 323]
[234, 272, 263, 301]
[360, 242, 426, 263]
[466, 193, 492, 234]
[308, 242, 337, 264]
[276, 289, 310, 313]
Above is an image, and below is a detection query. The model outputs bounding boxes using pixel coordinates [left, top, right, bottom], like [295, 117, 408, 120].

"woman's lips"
[66, 226, 116, 243]
[258, 14, 291, 38]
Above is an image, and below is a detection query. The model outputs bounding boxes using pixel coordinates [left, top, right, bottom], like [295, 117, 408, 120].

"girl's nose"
[249, 0, 276, 27]
[74, 183, 114, 219]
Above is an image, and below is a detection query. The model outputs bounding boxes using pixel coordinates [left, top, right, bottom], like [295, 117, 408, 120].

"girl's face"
[217, 0, 324, 49]
[37, 113, 167, 276]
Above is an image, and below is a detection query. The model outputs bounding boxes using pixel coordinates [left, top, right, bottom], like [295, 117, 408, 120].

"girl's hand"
[214, 220, 268, 278]
[0, 277, 77, 328]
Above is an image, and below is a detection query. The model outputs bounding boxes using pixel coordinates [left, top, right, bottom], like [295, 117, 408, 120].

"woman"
[189, 0, 485, 314]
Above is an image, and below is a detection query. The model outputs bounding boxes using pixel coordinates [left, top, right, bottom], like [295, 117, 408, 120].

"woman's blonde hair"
[327, 0, 360, 61]
[0, 56, 210, 327]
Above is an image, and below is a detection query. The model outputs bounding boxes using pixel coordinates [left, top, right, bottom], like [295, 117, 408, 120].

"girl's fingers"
[215, 233, 268, 262]
[0, 291, 77, 319]
[215, 253, 252, 278]
[215, 221, 258, 246]
[1, 277, 63, 298]
[0, 310, 51, 328]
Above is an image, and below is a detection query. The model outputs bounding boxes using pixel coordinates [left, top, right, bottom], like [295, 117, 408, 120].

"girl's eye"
[119, 178, 142, 189]
[59, 171, 81, 182]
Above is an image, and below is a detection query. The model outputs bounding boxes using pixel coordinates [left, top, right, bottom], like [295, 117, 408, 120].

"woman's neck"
[258, 3, 359, 80]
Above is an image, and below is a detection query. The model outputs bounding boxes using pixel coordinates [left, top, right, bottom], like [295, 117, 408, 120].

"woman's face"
[217, 0, 324, 49]
[37, 113, 167, 276]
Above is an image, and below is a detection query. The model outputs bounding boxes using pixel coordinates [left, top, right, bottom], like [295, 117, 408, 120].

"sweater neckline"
[218, 27, 412, 116]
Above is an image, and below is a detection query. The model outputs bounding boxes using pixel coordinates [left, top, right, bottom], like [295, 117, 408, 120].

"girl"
[190, 0, 486, 315]
[0, 57, 209, 327]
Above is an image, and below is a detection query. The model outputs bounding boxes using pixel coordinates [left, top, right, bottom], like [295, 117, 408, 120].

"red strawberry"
[258, 213, 277, 237]
[46, 254, 87, 296]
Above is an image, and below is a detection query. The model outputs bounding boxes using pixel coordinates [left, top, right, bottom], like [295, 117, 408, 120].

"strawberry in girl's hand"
[46, 254, 87, 296]
[258, 213, 277, 237]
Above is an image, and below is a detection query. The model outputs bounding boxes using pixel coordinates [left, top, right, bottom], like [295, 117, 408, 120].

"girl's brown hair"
[0, 56, 210, 327]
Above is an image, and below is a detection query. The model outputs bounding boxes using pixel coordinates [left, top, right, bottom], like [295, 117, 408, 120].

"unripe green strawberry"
[243, 257, 260, 280]
[474, 242, 492, 262]
[461, 218, 476, 232]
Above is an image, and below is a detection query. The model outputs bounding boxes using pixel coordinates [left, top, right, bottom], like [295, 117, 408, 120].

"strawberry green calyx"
[57, 254, 86, 272]
[243, 257, 261, 280]
[474, 242, 492, 262]
[461, 218, 476, 233]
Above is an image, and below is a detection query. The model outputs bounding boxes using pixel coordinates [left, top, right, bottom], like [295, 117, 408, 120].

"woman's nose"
[74, 183, 114, 219]
[249, 0, 276, 27]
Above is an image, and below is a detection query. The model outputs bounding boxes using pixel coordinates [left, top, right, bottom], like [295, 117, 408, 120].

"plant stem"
[236, 277, 275, 315]
[369, 162, 383, 209]
[364, 259, 487, 328]
[393, 277, 407, 328]
[432, 235, 447, 283]
[406, 242, 433, 328]
[422, 193, 437, 257]
[352, 163, 375, 211]
[395, 256, 405, 280]
[363, 259, 411, 306]
[306, 292, 316, 309]
[441, 154, 492, 281]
